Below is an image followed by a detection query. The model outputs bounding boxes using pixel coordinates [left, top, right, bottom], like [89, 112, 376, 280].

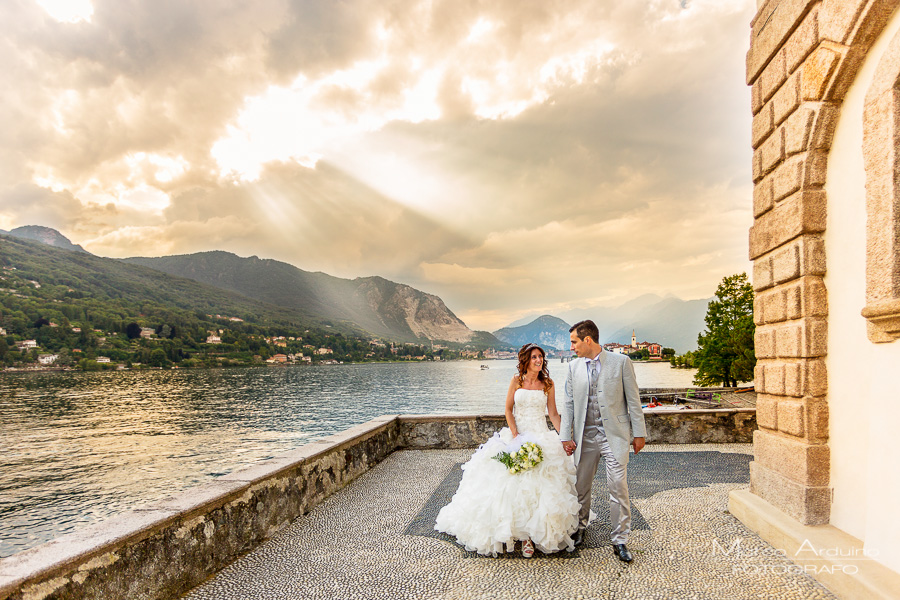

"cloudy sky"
[0, 0, 756, 331]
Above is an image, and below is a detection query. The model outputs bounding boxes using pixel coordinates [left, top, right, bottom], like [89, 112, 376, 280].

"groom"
[560, 320, 646, 563]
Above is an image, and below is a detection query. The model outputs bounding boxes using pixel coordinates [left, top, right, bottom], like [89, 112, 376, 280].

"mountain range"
[122, 252, 484, 344]
[3, 225, 709, 350]
[493, 294, 710, 353]
[492, 315, 572, 351]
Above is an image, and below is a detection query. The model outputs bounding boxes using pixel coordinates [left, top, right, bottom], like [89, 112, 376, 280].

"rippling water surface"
[0, 360, 697, 557]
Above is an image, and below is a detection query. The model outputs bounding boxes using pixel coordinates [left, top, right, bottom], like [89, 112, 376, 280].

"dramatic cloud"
[0, 0, 756, 330]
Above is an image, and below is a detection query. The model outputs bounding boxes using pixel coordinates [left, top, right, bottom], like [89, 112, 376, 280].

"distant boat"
[480, 364, 489, 370]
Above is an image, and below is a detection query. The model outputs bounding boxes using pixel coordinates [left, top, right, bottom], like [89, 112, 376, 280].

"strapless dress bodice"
[513, 388, 549, 434]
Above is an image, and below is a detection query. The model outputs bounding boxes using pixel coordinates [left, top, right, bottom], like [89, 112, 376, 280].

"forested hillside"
[0, 235, 463, 368]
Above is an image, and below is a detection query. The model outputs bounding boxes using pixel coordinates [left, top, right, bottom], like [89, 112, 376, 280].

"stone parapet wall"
[0, 410, 755, 600]
[401, 410, 757, 448]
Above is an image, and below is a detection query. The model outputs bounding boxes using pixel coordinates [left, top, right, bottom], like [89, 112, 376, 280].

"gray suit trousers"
[576, 421, 631, 544]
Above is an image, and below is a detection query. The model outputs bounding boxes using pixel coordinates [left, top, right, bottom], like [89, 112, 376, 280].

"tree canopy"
[693, 273, 756, 387]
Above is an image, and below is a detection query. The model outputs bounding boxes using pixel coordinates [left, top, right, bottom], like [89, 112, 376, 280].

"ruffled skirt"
[434, 427, 580, 556]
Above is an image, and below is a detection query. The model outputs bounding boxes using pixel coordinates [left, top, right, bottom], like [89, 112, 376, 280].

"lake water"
[0, 360, 697, 557]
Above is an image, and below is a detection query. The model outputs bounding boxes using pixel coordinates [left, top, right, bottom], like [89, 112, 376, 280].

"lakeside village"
[0, 319, 482, 372]
[485, 331, 673, 362]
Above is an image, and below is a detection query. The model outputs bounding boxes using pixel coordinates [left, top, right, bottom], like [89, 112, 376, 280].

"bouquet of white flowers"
[493, 440, 543, 474]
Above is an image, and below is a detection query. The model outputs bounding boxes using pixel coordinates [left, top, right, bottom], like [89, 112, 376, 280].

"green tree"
[694, 273, 756, 387]
[149, 348, 170, 368]
[125, 322, 142, 339]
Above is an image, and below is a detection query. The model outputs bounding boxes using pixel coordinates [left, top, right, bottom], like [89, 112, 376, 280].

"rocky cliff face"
[354, 277, 472, 342]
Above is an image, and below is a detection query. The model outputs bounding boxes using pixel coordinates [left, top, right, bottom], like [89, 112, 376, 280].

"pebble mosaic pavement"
[182, 444, 837, 600]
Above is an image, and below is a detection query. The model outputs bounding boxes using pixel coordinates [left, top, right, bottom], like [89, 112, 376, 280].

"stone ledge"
[862, 298, 900, 342]
[730, 489, 900, 599]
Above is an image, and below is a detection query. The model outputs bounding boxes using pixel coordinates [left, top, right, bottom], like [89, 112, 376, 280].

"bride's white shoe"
[522, 539, 535, 558]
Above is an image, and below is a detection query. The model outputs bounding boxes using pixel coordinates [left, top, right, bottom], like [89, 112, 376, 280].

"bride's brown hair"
[516, 343, 553, 394]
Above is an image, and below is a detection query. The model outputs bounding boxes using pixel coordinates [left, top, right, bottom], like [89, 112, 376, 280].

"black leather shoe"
[612, 543, 633, 563]
[572, 529, 585, 547]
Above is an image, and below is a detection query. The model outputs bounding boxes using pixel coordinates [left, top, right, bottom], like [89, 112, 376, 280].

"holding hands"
[561, 440, 576, 456]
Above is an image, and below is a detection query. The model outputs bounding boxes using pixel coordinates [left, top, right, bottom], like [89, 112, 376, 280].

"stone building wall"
[745, 0, 900, 581]
[747, 0, 896, 526]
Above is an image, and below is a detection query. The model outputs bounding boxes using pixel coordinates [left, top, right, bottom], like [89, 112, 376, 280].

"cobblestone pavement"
[182, 444, 835, 600]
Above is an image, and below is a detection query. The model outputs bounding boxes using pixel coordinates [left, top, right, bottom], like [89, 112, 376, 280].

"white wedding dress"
[434, 388, 580, 555]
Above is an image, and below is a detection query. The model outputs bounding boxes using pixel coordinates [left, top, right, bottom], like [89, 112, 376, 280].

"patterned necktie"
[589, 359, 600, 393]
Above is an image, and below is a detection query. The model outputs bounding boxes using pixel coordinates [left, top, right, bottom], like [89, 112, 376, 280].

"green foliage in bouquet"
[493, 441, 543, 474]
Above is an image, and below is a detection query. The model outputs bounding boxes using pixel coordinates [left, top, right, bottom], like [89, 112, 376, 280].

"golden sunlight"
[34, 0, 93, 23]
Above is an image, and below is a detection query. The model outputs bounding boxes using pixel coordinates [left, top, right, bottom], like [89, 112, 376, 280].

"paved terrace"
[183, 444, 835, 600]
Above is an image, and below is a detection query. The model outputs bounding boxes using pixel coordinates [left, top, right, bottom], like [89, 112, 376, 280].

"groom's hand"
[632, 437, 645, 453]
[562, 440, 576, 455]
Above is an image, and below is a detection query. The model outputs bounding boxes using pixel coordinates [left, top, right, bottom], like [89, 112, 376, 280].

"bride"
[435, 343, 580, 557]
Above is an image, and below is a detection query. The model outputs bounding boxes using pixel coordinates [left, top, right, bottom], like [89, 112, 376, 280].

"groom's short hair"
[569, 320, 599, 344]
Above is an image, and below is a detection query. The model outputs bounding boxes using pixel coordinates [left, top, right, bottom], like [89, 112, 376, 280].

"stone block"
[749, 460, 831, 525]
[756, 326, 776, 358]
[754, 294, 765, 325]
[804, 149, 828, 187]
[786, 284, 803, 319]
[773, 73, 801, 125]
[803, 276, 828, 316]
[801, 234, 827, 275]
[803, 359, 828, 397]
[753, 144, 764, 182]
[820, 0, 873, 45]
[763, 288, 787, 323]
[751, 79, 764, 115]
[780, 276, 828, 320]
[753, 256, 774, 291]
[772, 155, 804, 202]
[777, 325, 802, 358]
[785, 6, 820, 73]
[766, 363, 786, 395]
[804, 396, 830, 441]
[749, 190, 826, 259]
[785, 361, 802, 396]
[778, 400, 806, 436]
[758, 126, 785, 175]
[801, 45, 840, 100]
[753, 428, 830, 486]
[761, 50, 788, 103]
[752, 102, 775, 149]
[748, 0, 819, 83]
[756, 394, 779, 430]
[802, 318, 828, 357]
[754, 363, 766, 392]
[754, 174, 775, 217]
[772, 242, 801, 283]
[784, 106, 815, 155]
[811, 101, 839, 149]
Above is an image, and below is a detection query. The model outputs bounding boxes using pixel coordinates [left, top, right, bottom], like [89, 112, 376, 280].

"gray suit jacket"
[560, 349, 647, 467]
